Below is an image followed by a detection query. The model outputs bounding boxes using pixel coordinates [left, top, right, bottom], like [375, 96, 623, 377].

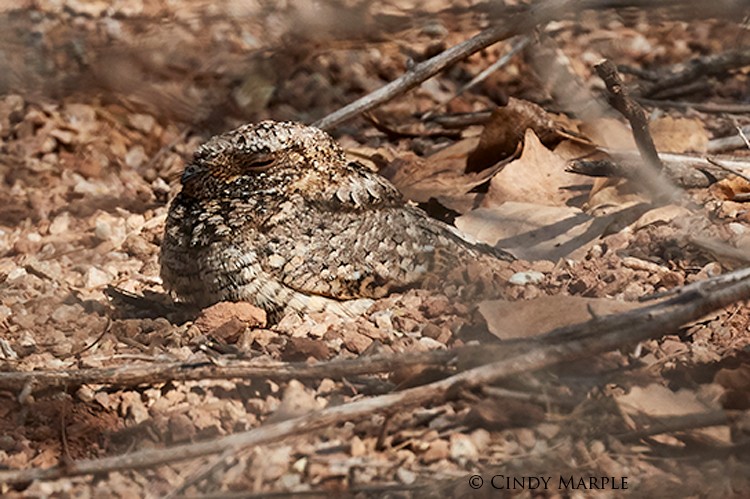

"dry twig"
[420, 34, 533, 121]
[0, 350, 454, 394]
[313, 0, 574, 130]
[640, 99, 750, 115]
[568, 151, 750, 188]
[640, 47, 750, 98]
[595, 59, 685, 202]
[614, 410, 738, 442]
[595, 60, 663, 173]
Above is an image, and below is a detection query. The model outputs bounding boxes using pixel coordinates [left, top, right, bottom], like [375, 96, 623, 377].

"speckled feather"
[160, 121, 511, 318]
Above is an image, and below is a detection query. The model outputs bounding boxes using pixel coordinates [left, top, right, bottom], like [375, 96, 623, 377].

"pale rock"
[450, 433, 479, 463]
[111, 0, 143, 17]
[292, 457, 307, 474]
[422, 438, 449, 463]
[279, 473, 302, 490]
[396, 467, 417, 485]
[40, 136, 58, 153]
[516, 428, 536, 449]
[590, 440, 606, 456]
[418, 336, 446, 350]
[0, 305, 11, 322]
[84, 266, 112, 288]
[350, 435, 366, 457]
[0, 339, 18, 360]
[94, 213, 127, 246]
[371, 309, 394, 331]
[49, 129, 76, 145]
[73, 174, 108, 195]
[127, 113, 155, 134]
[49, 212, 71, 235]
[63, 103, 98, 135]
[65, 0, 108, 17]
[728, 222, 746, 235]
[120, 392, 149, 423]
[536, 423, 560, 439]
[259, 445, 293, 481]
[509, 271, 545, 285]
[51, 304, 82, 323]
[77, 385, 95, 403]
[125, 145, 147, 169]
[94, 220, 112, 241]
[469, 429, 491, 453]
[19, 332, 36, 347]
[125, 213, 145, 230]
[7, 266, 27, 281]
[152, 177, 171, 196]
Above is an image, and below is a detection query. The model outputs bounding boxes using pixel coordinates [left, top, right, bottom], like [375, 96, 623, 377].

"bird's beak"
[181, 164, 202, 184]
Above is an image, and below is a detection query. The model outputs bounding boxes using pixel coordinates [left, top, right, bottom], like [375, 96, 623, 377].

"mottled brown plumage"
[160, 121, 511, 319]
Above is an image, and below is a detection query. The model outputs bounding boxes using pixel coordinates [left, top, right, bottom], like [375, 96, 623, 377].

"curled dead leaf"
[466, 98, 561, 173]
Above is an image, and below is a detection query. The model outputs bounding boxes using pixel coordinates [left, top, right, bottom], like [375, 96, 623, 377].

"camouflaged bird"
[160, 121, 512, 319]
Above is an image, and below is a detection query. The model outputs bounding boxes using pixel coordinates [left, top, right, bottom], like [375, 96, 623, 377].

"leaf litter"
[0, 1, 750, 497]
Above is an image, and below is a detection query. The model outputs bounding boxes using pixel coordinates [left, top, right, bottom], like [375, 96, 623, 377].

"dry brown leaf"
[464, 397, 546, 430]
[579, 118, 635, 150]
[482, 129, 582, 207]
[650, 116, 709, 154]
[631, 204, 692, 231]
[344, 144, 397, 172]
[383, 138, 508, 213]
[478, 295, 639, 340]
[580, 116, 708, 155]
[455, 202, 599, 261]
[615, 384, 730, 445]
[587, 177, 649, 215]
[466, 98, 560, 173]
[715, 364, 750, 410]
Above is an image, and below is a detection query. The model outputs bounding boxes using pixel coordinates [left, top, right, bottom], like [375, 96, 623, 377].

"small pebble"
[450, 433, 479, 462]
[84, 266, 112, 288]
[48, 212, 71, 235]
[508, 271, 545, 285]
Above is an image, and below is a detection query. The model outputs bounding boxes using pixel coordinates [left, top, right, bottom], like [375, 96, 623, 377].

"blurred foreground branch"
[2, 265, 750, 484]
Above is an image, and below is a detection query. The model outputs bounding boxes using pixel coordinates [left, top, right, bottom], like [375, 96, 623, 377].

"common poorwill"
[160, 121, 512, 319]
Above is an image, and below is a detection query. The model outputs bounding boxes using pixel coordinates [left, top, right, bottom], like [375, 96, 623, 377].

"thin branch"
[708, 125, 750, 153]
[595, 60, 663, 173]
[595, 59, 685, 203]
[421, 35, 533, 120]
[737, 126, 750, 150]
[568, 151, 750, 188]
[707, 157, 750, 184]
[313, 0, 574, 130]
[0, 349, 455, 394]
[639, 99, 750, 115]
[640, 47, 750, 98]
[614, 410, 738, 442]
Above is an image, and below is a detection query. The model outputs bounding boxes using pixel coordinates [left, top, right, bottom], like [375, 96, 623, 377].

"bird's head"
[179, 121, 346, 198]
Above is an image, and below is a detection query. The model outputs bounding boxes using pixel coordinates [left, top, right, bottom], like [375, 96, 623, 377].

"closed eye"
[250, 158, 274, 167]
[242, 155, 276, 171]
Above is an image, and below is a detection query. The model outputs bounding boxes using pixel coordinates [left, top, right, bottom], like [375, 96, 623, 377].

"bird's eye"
[242, 155, 275, 171]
